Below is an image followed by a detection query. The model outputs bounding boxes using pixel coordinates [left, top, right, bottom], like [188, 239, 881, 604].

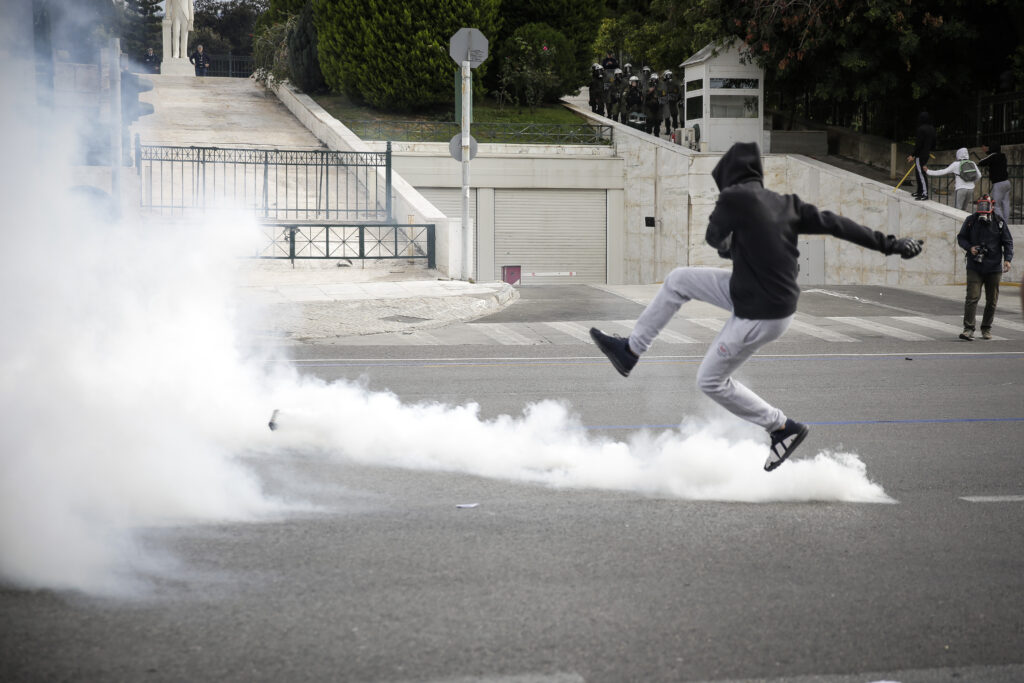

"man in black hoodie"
[977, 142, 1010, 221]
[590, 142, 924, 471]
[906, 112, 936, 200]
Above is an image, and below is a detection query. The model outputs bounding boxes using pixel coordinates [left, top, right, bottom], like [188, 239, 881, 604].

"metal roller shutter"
[494, 189, 606, 284]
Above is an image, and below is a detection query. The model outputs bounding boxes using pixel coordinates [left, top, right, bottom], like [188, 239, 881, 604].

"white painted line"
[472, 323, 539, 346]
[893, 316, 1008, 340]
[544, 321, 594, 342]
[960, 495, 1024, 503]
[827, 316, 934, 341]
[994, 318, 1024, 332]
[789, 318, 858, 342]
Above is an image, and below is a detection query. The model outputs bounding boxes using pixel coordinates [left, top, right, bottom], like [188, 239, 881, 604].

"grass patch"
[310, 91, 607, 144]
[313, 91, 585, 125]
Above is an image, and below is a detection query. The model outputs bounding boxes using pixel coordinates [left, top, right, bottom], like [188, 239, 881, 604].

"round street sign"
[449, 28, 488, 68]
[449, 133, 478, 161]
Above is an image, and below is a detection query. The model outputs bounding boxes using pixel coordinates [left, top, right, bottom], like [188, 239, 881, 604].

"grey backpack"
[958, 160, 980, 182]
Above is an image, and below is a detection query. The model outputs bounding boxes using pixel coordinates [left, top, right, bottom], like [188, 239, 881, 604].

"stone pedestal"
[160, 58, 194, 76]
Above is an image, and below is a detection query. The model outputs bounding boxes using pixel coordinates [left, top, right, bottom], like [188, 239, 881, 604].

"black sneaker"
[959, 328, 974, 341]
[589, 327, 638, 377]
[765, 419, 809, 472]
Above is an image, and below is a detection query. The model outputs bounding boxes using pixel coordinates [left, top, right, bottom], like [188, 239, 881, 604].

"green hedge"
[313, 0, 501, 111]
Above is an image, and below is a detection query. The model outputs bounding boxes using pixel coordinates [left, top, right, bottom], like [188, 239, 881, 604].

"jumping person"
[590, 142, 924, 472]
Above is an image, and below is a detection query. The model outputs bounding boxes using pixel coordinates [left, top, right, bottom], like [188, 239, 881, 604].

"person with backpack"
[977, 142, 1011, 221]
[927, 148, 980, 211]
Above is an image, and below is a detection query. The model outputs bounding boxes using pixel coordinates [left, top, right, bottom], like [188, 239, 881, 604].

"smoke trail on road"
[261, 384, 893, 505]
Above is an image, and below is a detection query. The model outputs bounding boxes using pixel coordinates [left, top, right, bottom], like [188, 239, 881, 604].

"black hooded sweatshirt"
[706, 142, 895, 319]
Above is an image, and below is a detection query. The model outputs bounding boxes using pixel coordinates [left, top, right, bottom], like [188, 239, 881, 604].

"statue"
[165, 0, 193, 60]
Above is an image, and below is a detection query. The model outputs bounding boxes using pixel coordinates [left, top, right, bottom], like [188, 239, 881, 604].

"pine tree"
[121, 0, 162, 62]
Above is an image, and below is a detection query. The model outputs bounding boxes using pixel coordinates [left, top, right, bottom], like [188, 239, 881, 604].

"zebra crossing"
[333, 314, 1024, 346]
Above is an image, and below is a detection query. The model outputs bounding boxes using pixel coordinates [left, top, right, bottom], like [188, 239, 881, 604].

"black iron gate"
[259, 222, 435, 268]
[136, 141, 393, 222]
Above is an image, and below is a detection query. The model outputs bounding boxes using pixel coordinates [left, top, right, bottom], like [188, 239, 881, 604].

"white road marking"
[960, 495, 1024, 503]
[789, 317, 858, 342]
[472, 323, 539, 346]
[893, 316, 1008, 340]
[827, 316, 934, 341]
[544, 321, 595, 342]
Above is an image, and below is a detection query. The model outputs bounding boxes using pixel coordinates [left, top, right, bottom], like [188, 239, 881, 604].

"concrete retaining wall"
[275, 82, 1020, 286]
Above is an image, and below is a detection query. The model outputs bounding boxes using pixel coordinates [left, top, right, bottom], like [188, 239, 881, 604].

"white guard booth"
[680, 41, 764, 152]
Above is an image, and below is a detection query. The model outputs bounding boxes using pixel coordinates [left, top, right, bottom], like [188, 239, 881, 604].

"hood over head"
[712, 142, 764, 190]
[918, 111, 931, 124]
[956, 147, 969, 160]
[985, 142, 1001, 153]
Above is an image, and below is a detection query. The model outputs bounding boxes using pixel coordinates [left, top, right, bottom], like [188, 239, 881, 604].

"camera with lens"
[972, 245, 988, 263]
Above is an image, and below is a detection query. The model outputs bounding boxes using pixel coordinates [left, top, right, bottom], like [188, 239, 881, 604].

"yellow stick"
[894, 164, 916, 191]
[894, 153, 935, 192]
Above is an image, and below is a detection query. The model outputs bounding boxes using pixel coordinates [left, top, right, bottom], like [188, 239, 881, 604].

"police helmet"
[641, 65, 651, 74]
[662, 69, 673, 80]
[629, 75, 639, 84]
[648, 71, 659, 82]
[614, 68, 623, 76]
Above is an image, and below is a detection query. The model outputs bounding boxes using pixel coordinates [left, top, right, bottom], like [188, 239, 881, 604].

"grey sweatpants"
[991, 179, 1011, 222]
[628, 267, 792, 431]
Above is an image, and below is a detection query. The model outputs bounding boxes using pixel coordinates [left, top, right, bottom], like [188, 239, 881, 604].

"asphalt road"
[3, 285, 1023, 683]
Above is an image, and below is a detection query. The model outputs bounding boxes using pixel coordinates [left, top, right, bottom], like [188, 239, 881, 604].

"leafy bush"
[313, 0, 501, 111]
[252, 17, 292, 85]
[494, 23, 576, 109]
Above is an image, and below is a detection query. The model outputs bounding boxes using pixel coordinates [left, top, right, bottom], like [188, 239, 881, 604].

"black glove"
[886, 236, 923, 259]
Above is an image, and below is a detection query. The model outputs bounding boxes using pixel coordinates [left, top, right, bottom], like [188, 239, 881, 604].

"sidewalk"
[234, 260, 517, 341]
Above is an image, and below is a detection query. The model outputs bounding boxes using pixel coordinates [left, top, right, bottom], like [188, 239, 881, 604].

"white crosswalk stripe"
[826, 316, 934, 341]
[544, 321, 595, 342]
[788, 317, 858, 342]
[995, 318, 1024, 332]
[336, 315, 1022, 346]
[472, 323, 539, 345]
[893, 316, 1008, 340]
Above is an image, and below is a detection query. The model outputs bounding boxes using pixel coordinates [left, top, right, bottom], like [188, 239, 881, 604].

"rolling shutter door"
[494, 189, 606, 284]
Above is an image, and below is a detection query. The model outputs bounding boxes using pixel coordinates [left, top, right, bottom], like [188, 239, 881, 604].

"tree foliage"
[193, 0, 268, 55]
[313, 0, 501, 111]
[287, 1, 325, 92]
[604, 0, 1023, 143]
[120, 0, 162, 61]
[494, 23, 575, 109]
[501, 0, 603, 83]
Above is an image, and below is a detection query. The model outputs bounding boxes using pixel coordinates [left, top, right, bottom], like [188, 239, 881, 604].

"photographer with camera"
[957, 194, 1013, 340]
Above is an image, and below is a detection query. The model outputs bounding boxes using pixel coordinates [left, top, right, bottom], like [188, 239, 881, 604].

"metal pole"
[386, 140, 393, 222]
[461, 60, 471, 281]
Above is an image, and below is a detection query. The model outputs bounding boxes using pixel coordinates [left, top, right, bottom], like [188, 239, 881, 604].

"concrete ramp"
[131, 75, 323, 149]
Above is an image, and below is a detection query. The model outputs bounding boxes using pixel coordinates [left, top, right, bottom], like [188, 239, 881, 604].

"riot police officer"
[625, 75, 643, 127]
[662, 69, 680, 131]
[644, 71, 661, 136]
[589, 64, 605, 116]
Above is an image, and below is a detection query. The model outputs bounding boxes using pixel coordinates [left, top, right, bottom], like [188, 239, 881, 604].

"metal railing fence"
[347, 120, 613, 145]
[206, 54, 254, 78]
[137, 142, 392, 222]
[259, 222, 434, 267]
[927, 165, 1023, 222]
